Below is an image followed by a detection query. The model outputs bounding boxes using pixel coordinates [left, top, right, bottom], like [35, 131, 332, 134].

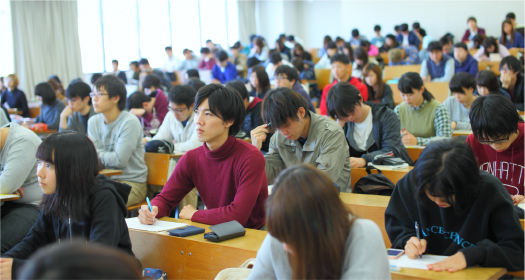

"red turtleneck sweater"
[151, 136, 268, 229]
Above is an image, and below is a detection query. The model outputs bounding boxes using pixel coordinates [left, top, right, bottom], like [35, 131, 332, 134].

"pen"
[266, 122, 271, 127]
[146, 197, 156, 222]
[415, 221, 422, 259]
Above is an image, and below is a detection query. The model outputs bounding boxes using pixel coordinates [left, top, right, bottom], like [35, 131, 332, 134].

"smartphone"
[387, 249, 405, 259]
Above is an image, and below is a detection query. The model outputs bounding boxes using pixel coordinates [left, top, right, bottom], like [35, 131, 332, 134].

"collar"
[410, 99, 427, 110]
[203, 135, 236, 160]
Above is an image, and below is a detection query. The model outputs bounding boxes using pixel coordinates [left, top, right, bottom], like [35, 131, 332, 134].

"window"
[0, 0, 14, 76]
[77, 0, 239, 74]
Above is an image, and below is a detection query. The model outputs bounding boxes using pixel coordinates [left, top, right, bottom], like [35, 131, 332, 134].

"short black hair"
[374, 25, 381, 32]
[129, 61, 139, 67]
[449, 72, 476, 94]
[467, 17, 477, 23]
[412, 22, 420, 29]
[427, 41, 443, 52]
[398, 72, 435, 101]
[500, 55, 522, 73]
[194, 84, 245, 136]
[330, 53, 351, 65]
[90, 73, 103, 85]
[394, 25, 400, 32]
[205, 39, 212, 44]
[274, 65, 300, 84]
[413, 140, 481, 215]
[230, 41, 241, 50]
[470, 94, 521, 141]
[111, 59, 118, 65]
[169, 84, 197, 108]
[246, 57, 261, 68]
[287, 35, 295, 41]
[165, 46, 172, 51]
[326, 82, 362, 119]
[226, 80, 249, 101]
[35, 82, 56, 105]
[476, 70, 500, 92]
[94, 75, 127, 111]
[400, 24, 409, 32]
[269, 52, 282, 64]
[182, 48, 191, 54]
[200, 47, 210, 54]
[351, 29, 359, 37]
[506, 12, 516, 20]
[142, 74, 161, 89]
[385, 34, 396, 41]
[439, 35, 452, 46]
[215, 50, 229, 62]
[327, 42, 337, 50]
[249, 34, 257, 42]
[49, 75, 62, 85]
[139, 58, 149, 65]
[335, 36, 345, 43]
[186, 78, 205, 93]
[454, 42, 468, 51]
[261, 87, 309, 130]
[65, 81, 92, 105]
[126, 91, 151, 110]
[291, 58, 304, 72]
[186, 69, 200, 79]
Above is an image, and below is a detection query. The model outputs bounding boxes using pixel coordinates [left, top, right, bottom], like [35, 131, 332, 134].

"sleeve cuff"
[460, 246, 486, 268]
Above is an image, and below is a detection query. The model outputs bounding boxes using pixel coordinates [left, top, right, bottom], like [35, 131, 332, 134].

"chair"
[391, 82, 450, 106]
[314, 68, 331, 91]
[479, 61, 500, 76]
[307, 48, 320, 64]
[171, 71, 182, 86]
[509, 48, 520, 58]
[29, 107, 40, 118]
[379, 52, 389, 65]
[383, 65, 421, 82]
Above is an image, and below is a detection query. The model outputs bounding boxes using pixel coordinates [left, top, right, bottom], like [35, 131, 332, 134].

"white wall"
[255, 0, 524, 49]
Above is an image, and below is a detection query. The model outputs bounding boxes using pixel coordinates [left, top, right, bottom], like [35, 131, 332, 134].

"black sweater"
[3, 175, 135, 277]
[385, 170, 524, 271]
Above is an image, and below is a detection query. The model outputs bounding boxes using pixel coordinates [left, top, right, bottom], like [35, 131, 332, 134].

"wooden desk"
[100, 169, 123, 177]
[0, 194, 20, 202]
[129, 218, 266, 279]
[452, 130, 472, 137]
[314, 68, 331, 91]
[33, 129, 57, 135]
[351, 166, 413, 188]
[29, 107, 40, 118]
[406, 146, 425, 162]
[478, 61, 500, 76]
[391, 266, 506, 280]
[7, 109, 22, 115]
[519, 111, 524, 117]
[383, 65, 421, 82]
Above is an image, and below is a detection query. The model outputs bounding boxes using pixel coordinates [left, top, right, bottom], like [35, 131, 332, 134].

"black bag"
[204, 220, 246, 242]
[145, 140, 174, 154]
[354, 166, 395, 196]
[372, 153, 406, 165]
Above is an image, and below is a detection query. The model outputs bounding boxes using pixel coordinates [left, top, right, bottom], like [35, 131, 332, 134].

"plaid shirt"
[390, 45, 421, 66]
[394, 100, 452, 146]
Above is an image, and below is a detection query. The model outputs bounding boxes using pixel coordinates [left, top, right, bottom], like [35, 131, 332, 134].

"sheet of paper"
[518, 203, 524, 210]
[389, 254, 448, 270]
[125, 217, 188, 232]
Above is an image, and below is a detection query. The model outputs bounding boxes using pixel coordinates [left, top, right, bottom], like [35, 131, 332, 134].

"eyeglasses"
[168, 107, 188, 114]
[89, 92, 109, 98]
[275, 76, 288, 81]
[478, 136, 510, 145]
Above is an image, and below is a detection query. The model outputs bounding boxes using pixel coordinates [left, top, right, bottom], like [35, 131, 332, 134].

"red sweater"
[143, 89, 169, 127]
[151, 136, 268, 229]
[466, 122, 524, 196]
[319, 77, 368, 116]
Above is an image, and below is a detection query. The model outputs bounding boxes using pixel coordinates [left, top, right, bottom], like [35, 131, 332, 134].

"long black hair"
[37, 132, 99, 223]
[398, 72, 434, 101]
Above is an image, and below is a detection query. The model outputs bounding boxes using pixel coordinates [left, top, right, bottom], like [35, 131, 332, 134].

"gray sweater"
[87, 111, 147, 183]
[248, 218, 391, 279]
[0, 123, 42, 205]
[443, 96, 472, 131]
[35, 100, 66, 130]
[59, 106, 97, 135]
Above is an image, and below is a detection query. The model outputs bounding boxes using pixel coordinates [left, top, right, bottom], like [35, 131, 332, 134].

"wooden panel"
[100, 169, 123, 177]
[406, 147, 424, 163]
[478, 61, 500, 76]
[509, 48, 519, 58]
[314, 68, 331, 91]
[144, 153, 170, 185]
[379, 52, 389, 65]
[29, 107, 40, 118]
[452, 130, 472, 137]
[391, 82, 449, 106]
[391, 267, 506, 280]
[307, 48, 320, 64]
[383, 65, 421, 82]
[351, 167, 413, 189]
[7, 109, 22, 115]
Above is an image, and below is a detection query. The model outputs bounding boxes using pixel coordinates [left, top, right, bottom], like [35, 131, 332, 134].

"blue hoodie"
[212, 61, 238, 84]
[455, 53, 478, 78]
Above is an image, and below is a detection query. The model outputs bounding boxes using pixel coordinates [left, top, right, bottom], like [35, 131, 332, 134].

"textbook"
[367, 163, 409, 170]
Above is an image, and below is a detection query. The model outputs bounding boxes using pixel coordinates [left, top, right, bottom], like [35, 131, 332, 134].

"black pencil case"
[204, 220, 246, 242]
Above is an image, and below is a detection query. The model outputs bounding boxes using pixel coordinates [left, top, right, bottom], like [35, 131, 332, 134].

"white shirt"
[164, 56, 182, 72]
[402, 34, 409, 46]
[353, 109, 373, 151]
[265, 59, 294, 80]
[151, 111, 201, 152]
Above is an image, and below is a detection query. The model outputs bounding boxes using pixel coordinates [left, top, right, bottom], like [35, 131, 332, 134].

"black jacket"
[343, 104, 413, 165]
[385, 170, 524, 271]
[501, 72, 524, 111]
[365, 82, 395, 109]
[3, 175, 135, 277]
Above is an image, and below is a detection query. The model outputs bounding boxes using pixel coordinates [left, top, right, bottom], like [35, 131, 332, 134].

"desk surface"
[351, 166, 413, 189]
[452, 130, 472, 137]
[99, 169, 123, 177]
[33, 129, 58, 135]
[7, 109, 22, 115]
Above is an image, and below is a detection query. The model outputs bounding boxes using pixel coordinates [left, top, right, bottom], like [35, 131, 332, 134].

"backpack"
[145, 140, 174, 154]
[354, 166, 395, 196]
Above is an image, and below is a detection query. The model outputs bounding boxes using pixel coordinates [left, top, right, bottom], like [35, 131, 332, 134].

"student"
[350, 29, 367, 48]
[499, 55, 524, 110]
[412, 22, 427, 42]
[394, 25, 401, 37]
[274, 65, 315, 112]
[444, 73, 477, 131]
[163, 46, 181, 81]
[315, 42, 338, 69]
[138, 58, 172, 89]
[88, 75, 148, 207]
[178, 49, 200, 72]
[0, 123, 42, 255]
[327, 83, 412, 168]
[476, 70, 511, 99]
[129, 61, 141, 82]
[473, 36, 511, 61]
[500, 19, 525, 50]
[379, 34, 399, 53]
[462, 17, 486, 42]
[127, 90, 169, 130]
[229, 42, 248, 77]
[47, 79, 66, 105]
[439, 36, 454, 57]
[0, 107, 10, 127]
[142, 73, 166, 98]
[360, 40, 379, 57]
[362, 63, 395, 109]
[185, 69, 200, 80]
[248, 65, 271, 99]
[291, 58, 319, 99]
[334, 36, 345, 50]
[265, 52, 293, 80]
[206, 39, 224, 52]
[394, 72, 452, 146]
[59, 81, 96, 134]
[17, 242, 142, 280]
[211, 50, 238, 84]
[385, 140, 524, 272]
[186, 77, 205, 92]
[387, 45, 420, 66]
[1, 132, 136, 279]
[251, 88, 352, 192]
[396, 23, 420, 48]
[319, 54, 368, 116]
[0, 77, 6, 96]
[111, 60, 127, 84]
[248, 36, 269, 62]
[467, 95, 524, 203]
[291, 43, 312, 61]
[34, 82, 66, 130]
[138, 84, 268, 229]
[317, 35, 333, 58]
[248, 165, 390, 279]
[506, 12, 525, 36]
[1, 74, 29, 117]
[198, 48, 216, 70]
[453, 42, 478, 78]
[145, 85, 201, 152]
[353, 47, 377, 79]
[341, 42, 355, 63]
[371, 25, 385, 47]
[275, 39, 291, 61]
[418, 35, 435, 62]
[420, 41, 455, 82]
[90, 73, 103, 85]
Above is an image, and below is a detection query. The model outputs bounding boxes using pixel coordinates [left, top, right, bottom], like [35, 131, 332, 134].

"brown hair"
[249, 65, 270, 96]
[6, 74, 19, 88]
[292, 43, 305, 59]
[254, 36, 265, 54]
[501, 19, 515, 46]
[48, 79, 66, 102]
[267, 164, 354, 279]
[362, 63, 384, 101]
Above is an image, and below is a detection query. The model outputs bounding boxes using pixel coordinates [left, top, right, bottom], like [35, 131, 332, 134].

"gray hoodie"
[59, 106, 97, 134]
[0, 123, 42, 205]
[88, 111, 147, 183]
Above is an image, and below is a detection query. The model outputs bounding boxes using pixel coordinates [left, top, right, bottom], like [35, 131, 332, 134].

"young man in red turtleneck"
[138, 84, 268, 229]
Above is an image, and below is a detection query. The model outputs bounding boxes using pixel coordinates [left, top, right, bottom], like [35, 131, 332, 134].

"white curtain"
[238, 0, 256, 43]
[11, 0, 83, 99]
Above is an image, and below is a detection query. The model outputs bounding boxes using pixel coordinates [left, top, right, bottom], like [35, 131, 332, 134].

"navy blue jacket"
[1, 88, 29, 117]
[454, 54, 478, 78]
[396, 32, 420, 48]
